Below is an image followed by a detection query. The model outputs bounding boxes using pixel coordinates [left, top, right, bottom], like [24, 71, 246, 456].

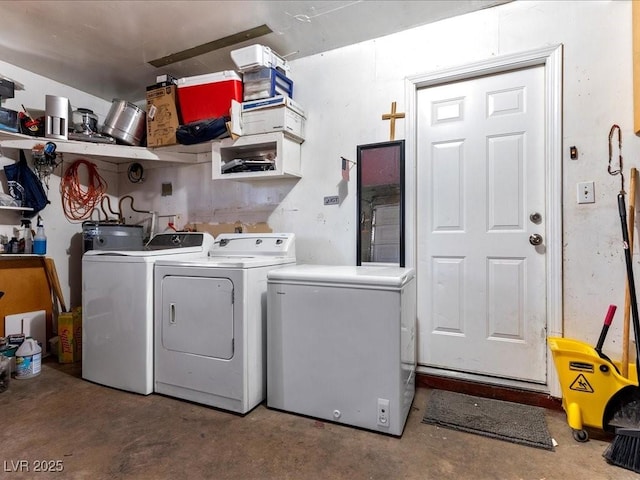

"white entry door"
[416, 65, 547, 383]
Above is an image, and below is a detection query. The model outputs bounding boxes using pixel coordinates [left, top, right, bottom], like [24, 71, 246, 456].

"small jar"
[72, 108, 99, 134]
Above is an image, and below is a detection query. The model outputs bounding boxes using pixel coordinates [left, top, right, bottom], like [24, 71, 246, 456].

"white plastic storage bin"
[231, 45, 290, 74]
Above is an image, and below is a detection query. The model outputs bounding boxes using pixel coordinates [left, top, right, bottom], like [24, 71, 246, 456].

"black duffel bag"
[176, 116, 230, 145]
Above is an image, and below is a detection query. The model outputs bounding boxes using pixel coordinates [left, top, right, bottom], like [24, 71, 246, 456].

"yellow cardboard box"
[58, 307, 82, 363]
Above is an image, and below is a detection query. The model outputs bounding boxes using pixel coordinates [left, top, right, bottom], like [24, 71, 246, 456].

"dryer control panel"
[146, 232, 214, 250]
[213, 233, 295, 258]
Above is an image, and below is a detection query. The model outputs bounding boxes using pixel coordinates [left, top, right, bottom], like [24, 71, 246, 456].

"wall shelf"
[0, 206, 34, 212]
[0, 130, 211, 166]
[212, 132, 301, 181]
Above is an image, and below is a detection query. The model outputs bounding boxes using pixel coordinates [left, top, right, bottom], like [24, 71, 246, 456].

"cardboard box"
[146, 82, 180, 147]
[177, 71, 243, 124]
[241, 95, 305, 117]
[57, 308, 82, 363]
[242, 104, 305, 143]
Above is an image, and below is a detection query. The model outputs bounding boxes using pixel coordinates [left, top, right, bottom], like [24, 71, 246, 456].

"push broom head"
[603, 427, 640, 473]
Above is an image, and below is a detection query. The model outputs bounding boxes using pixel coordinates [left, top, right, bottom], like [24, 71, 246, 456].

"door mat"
[422, 389, 554, 451]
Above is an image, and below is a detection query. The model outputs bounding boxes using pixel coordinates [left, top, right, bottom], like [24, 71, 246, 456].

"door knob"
[529, 212, 542, 224]
[529, 234, 543, 246]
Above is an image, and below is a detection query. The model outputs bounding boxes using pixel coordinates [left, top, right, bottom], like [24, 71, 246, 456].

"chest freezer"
[267, 264, 416, 436]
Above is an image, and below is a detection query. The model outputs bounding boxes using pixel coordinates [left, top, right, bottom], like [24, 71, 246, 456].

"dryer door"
[160, 276, 234, 359]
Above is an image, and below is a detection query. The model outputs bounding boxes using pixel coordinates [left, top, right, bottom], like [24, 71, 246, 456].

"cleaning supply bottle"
[8, 236, 18, 253]
[15, 338, 42, 379]
[33, 220, 47, 255]
[22, 219, 33, 254]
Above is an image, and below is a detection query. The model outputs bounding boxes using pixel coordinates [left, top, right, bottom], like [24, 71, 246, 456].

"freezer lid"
[267, 264, 415, 287]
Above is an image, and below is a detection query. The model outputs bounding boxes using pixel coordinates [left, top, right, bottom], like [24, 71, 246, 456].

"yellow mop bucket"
[548, 336, 638, 442]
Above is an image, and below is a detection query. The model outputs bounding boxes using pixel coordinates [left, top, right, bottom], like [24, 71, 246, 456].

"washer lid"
[83, 248, 208, 261]
[267, 264, 415, 287]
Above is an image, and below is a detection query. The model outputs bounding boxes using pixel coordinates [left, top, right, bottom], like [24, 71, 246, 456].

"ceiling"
[0, 0, 509, 103]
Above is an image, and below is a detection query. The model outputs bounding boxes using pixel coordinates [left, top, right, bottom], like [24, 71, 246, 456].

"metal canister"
[102, 99, 146, 146]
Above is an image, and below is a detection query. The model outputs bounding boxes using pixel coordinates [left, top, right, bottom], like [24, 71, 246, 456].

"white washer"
[153, 233, 295, 414]
[82, 232, 215, 394]
[267, 264, 416, 436]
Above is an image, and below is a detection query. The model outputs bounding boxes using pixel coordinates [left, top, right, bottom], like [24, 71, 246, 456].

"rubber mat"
[422, 389, 555, 451]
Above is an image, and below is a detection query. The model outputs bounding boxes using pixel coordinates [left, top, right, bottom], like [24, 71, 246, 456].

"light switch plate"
[577, 181, 595, 204]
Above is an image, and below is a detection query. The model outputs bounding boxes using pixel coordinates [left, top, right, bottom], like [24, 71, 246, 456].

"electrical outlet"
[173, 214, 184, 231]
[377, 398, 390, 428]
[577, 181, 595, 204]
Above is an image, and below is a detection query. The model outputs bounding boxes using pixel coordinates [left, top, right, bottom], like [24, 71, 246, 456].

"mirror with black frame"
[356, 140, 405, 266]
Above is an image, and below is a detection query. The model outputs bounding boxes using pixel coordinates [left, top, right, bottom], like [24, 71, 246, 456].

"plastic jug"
[15, 338, 42, 379]
[33, 224, 46, 255]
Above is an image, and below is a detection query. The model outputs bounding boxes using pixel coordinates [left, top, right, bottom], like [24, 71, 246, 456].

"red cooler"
[177, 71, 243, 124]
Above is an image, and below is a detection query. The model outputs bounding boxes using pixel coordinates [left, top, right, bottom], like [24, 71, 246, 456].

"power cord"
[60, 159, 108, 221]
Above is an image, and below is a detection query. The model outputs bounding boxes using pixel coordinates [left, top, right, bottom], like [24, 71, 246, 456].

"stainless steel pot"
[82, 221, 144, 252]
[102, 99, 146, 146]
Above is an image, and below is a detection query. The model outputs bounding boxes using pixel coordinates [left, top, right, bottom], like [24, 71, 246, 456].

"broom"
[603, 192, 640, 472]
[603, 126, 640, 472]
[622, 167, 638, 379]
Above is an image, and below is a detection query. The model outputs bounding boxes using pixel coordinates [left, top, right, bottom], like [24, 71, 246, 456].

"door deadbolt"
[529, 234, 543, 246]
[529, 212, 542, 224]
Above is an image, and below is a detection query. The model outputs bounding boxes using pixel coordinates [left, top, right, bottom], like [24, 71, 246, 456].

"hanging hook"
[608, 124, 624, 193]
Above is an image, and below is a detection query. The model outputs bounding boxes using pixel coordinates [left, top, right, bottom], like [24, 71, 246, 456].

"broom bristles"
[604, 428, 640, 473]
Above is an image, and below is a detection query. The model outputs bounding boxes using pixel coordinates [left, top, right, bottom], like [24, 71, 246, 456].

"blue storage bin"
[0, 107, 19, 133]
[243, 67, 293, 101]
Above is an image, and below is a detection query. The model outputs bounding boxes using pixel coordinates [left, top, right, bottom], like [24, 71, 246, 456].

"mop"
[603, 125, 640, 473]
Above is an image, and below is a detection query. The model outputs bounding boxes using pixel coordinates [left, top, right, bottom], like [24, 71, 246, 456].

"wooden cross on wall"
[382, 101, 405, 141]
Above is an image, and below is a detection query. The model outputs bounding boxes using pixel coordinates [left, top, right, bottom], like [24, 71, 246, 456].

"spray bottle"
[33, 216, 47, 256]
[21, 218, 33, 254]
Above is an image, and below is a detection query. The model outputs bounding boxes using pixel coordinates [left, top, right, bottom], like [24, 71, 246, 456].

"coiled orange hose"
[60, 159, 108, 221]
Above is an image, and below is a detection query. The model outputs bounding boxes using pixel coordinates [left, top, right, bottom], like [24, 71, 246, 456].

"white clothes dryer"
[153, 233, 295, 414]
[82, 232, 215, 394]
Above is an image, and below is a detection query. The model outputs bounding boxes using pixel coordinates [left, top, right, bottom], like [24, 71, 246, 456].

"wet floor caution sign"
[570, 374, 594, 393]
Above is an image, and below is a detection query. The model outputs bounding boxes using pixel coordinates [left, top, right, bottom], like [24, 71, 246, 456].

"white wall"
[278, 0, 640, 353]
[0, 59, 115, 307]
[238, 0, 635, 353]
[2, 1, 638, 359]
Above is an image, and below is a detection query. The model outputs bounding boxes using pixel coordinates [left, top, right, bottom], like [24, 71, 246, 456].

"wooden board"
[0, 257, 53, 345]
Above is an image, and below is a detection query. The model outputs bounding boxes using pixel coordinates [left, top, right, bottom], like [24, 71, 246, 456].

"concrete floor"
[2, 359, 639, 480]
